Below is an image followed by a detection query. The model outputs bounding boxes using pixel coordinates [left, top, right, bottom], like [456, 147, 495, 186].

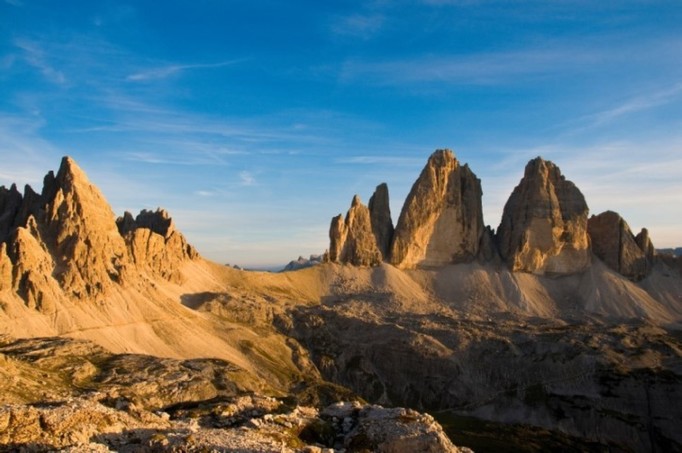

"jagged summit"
[497, 156, 591, 275]
[0, 156, 198, 308]
[326, 152, 670, 280]
[328, 194, 382, 266]
[390, 149, 485, 268]
[328, 149, 486, 269]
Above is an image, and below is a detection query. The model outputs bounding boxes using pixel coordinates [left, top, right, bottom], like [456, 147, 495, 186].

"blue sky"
[1, 1, 681, 267]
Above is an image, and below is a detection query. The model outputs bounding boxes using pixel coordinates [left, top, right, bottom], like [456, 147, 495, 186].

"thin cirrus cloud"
[14, 38, 67, 85]
[339, 49, 590, 85]
[126, 59, 245, 81]
[587, 82, 682, 126]
[330, 13, 384, 39]
[239, 171, 256, 186]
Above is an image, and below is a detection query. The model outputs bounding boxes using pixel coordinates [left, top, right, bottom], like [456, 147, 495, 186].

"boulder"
[496, 157, 591, 275]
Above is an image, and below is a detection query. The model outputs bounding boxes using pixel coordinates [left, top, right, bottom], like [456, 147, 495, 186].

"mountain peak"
[497, 156, 590, 275]
[390, 149, 483, 268]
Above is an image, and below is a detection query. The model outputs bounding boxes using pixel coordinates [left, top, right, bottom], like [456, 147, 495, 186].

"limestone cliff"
[328, 196, 382, 266]
[588, 210, 653, 281]
[368, 183, 394, 260]
[390, 149, 484, 269]
[496, 157, 591, 275]
[0, 156, 199, 308]
[117, 208, 198, 284]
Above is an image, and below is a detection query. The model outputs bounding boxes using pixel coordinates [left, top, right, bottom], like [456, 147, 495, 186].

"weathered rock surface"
[635, 227, 655, 264]
[588, 210, 653, 281]
[497, 157, 591, 275]
[117, 208, 197, 284]
[368, 183, 394, 260]
[391, 149, 485, 269]
[0, 157, 198, 307]
[328, 195, 382, 266]
[0, 335, 464, 453]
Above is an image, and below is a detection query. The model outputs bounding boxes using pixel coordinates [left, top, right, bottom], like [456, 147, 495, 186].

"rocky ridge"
[328, 150, 661, 281]
[0, 157, 197, 309]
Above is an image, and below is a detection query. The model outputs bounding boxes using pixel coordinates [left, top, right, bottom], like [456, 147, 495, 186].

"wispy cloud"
[239, 171, 256, 186]
[335, 156, 424, 166]
[331, 14, 384, 39]
[123, 151, 229, 166]
[126, 60, 243, 81]
[587, 83, 682, 126]
[339, 47, 602, 86]
[4, 0, 23, 6]
[14, 38, 66, 84]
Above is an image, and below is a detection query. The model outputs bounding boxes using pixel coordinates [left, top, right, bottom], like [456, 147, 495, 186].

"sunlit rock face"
[496, 157, 591, 275]
[390, 149, 485, 269]
[328, 195, 383, 266]
[0, 156, 198, 309]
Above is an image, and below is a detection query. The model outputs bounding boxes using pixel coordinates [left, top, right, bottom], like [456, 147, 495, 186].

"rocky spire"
[368, 183, 394, 260]
[328, 195, 382, 266]
[588, 211, 653, 281]
[496, 157, 591, 275]
[0, 156, 200, 309]
[390, 149, 484, 269]
[0, 184, 22, 243]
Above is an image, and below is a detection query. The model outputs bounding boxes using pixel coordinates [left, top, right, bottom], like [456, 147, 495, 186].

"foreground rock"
[390, 149, 485, 269]
[0, 335, 466, 452]
[496, 157, 591, 275]
[0, 397, 467, 453]
[588, 211, 654, 281]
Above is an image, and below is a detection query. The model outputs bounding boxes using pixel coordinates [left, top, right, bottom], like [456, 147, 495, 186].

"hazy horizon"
[1, 1, 681, 267]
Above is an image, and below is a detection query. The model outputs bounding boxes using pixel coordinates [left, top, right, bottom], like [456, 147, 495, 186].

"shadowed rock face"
[368, 183, 394, 260]
[390, 149, 484, 269]
[328, 196, 382, 266]
[496, 157, 591, 275]
[588, 211, 653, 281]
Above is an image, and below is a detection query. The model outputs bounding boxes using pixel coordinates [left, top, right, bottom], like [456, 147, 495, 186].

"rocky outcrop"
[117, 209, 197, 284]
[390, 149, 484, 269]
[0, 184, 22, 243]
[635, 228, 655, 264]
[0, 335, 466, 453]
[588, 211, 653, 281]
[328, 196, 382, 266]
[368, 183, 394, 260]
[0, 156, 199, 306]
[42, 157, 132, 298]
[496, 157, 591, 275]
[320, 401, 465, 453]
